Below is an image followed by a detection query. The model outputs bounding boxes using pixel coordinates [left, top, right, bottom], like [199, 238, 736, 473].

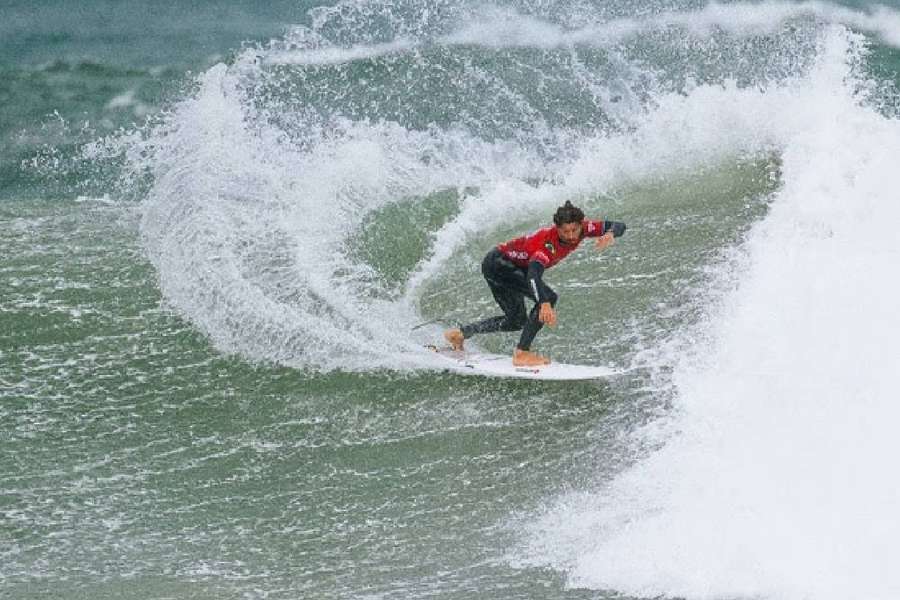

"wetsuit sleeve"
[527, 260, 551, 303]
[604, 220, 626, 237]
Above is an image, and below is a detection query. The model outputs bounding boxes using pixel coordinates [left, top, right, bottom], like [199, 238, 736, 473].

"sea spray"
[131, 1, 834, 372]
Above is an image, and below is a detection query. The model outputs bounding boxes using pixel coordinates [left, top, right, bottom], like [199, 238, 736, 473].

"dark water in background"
[3, 1, 900, 599]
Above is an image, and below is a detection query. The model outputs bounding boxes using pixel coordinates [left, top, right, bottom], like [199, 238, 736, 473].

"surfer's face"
[557, 222, 582, 245]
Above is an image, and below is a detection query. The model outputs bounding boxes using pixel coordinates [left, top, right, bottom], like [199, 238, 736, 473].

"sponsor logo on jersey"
[544, 241, 556, 255]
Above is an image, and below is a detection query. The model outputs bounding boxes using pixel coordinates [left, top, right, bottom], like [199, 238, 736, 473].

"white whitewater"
[518, 26, 900, 600]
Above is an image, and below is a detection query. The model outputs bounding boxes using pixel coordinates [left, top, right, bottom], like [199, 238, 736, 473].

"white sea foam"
[105, 88, 152, 117]
[517, 26, 900, 600]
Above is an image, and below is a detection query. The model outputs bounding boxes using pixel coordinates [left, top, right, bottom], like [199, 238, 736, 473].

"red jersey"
[497, 219, 607, 268]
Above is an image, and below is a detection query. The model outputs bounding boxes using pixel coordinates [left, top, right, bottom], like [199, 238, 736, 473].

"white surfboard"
[426, 346, 619, 381]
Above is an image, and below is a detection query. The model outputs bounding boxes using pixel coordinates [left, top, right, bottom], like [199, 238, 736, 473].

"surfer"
[444, 201, 626, 367]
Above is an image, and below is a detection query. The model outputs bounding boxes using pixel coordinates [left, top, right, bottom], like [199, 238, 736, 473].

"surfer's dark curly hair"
[552, 201, 585, 226]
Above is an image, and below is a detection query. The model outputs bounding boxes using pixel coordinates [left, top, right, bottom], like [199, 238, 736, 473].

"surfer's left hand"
[595, 231, 615, 251]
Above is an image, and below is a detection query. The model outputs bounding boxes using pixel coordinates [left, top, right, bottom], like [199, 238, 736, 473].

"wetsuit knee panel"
[509, 313, 528, 329]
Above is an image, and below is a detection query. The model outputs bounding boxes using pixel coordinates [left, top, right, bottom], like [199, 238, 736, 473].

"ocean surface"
[3, 1, 900, 598]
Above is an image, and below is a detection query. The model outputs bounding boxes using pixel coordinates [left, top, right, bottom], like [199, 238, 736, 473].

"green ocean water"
[2, 163, 778, 599]
[3, 1, 900, 599]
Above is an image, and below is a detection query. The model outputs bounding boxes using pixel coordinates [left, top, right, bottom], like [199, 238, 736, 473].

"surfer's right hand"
[539, 302, 557, 327]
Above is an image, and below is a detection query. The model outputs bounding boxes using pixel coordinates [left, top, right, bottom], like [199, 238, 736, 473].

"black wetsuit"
[460, 248, 558, 351]
[458, 219, 625, 351]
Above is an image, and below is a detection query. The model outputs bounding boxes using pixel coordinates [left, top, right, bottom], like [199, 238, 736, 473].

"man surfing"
[444, 201, 626, 367]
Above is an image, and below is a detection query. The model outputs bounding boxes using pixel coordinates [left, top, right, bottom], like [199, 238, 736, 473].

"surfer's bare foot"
[444, 328, 464, 351]
[513, 349, 550, 366]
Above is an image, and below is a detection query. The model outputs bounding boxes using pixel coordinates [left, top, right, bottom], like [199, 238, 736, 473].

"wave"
[262, 1, 900, 67]
[133, 58, 786, 371]
[441, 1, 900, 51]
[130, 0, 900, 375]
[119, 1, 900, 592]
[5, 59, 173, 77]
